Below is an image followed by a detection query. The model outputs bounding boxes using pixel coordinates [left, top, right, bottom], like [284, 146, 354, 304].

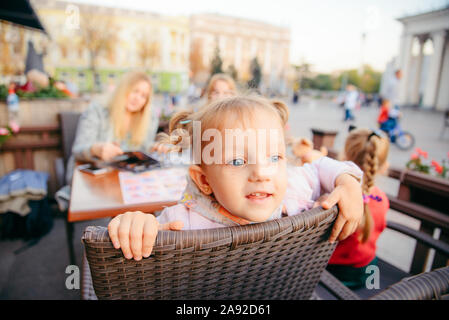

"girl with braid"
[326, 127, 390, 289]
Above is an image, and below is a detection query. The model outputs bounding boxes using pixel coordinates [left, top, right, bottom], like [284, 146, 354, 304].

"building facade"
[396, 7, 449, 111]
[31, 0, 190, 92]
[190, 14, 290, 94]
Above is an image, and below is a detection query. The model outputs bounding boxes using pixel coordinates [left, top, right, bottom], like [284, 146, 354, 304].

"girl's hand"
[108, 211, 184, 261]
[312, 193, 330, 208]
[91, 142, 124, 161]
[320, 173, 363, 243]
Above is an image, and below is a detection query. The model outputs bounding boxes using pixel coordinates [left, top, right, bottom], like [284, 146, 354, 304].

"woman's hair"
[344, 128, 390, 242]
[108, 71, 153, 146]
[158, 95, 289, 161]
[203, 73, 237, 101]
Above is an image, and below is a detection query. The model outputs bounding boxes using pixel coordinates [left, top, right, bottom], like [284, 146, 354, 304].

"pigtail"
[169, 109, 194, 133]
[360, 137, 378, 243]
[344, 129, 389, 243]
[270, 99, 290, 125]
[155, 109, 194, 152]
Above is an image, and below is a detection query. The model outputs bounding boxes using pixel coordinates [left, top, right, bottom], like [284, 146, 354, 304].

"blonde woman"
[67, 71, 159, 183]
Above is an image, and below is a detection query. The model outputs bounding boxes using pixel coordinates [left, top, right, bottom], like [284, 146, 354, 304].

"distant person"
[378, 99, 401, 142]
[377, 99, 391, 127]
[343, 84, 358, 122]
[326, 127, 390, 289]
[203, 73, 237, 104]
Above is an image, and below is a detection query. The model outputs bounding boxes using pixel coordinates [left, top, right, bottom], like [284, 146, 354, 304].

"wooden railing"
[387, 166, 449, 274]
[0, 126, 61, 170]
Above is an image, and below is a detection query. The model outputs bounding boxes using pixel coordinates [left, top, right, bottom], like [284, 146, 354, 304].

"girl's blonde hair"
[158, 95, 289, 160]
[204, 73, 237, 101]
[344, 128, 390, 242]
[108, 71, 153, 146]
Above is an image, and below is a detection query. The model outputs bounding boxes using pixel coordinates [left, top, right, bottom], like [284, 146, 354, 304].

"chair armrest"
[54, 157, 65, 190]
[386, 221, 449, 257]
[318, 270, 361, 300]
[369, 266, 449, 300]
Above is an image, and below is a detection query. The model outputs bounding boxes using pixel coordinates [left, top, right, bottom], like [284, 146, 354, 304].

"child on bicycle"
[378, 99, 401, 142]
[107, 95, 364, 261]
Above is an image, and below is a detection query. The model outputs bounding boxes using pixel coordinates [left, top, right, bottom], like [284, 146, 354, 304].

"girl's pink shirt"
[157, 157, 363, 230]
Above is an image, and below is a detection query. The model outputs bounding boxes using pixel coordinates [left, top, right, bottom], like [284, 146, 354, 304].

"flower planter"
[389, 167, 449, 274]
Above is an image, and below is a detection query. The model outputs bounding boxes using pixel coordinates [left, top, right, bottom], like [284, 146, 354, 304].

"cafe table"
[68, 166, 185, 222]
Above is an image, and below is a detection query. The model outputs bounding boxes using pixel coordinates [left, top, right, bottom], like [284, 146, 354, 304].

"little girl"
[108, 95, 364, 261]
[327, 127, 390, 288]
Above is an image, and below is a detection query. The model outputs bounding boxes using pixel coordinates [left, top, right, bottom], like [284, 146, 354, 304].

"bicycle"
[382, 119, 415, 150]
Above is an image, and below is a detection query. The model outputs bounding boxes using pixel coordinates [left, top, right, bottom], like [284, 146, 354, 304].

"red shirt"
[377, 106, 389, 124]
[328, 186, 389, 268]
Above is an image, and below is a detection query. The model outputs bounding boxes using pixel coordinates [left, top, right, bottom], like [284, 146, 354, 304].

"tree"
[210, 44, 223, 75]
[247, 57, 262, 89]
[334, 65, 381, 93]
[292, 61, 313, 91]
[226, 64, 238, 81]
[137, 31, 160, 70]
[189, 38, 207, 80]
[313, 74, 333, 91]
[77, 11, 118, 91]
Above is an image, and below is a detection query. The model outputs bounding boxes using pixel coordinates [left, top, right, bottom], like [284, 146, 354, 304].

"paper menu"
[118, 167, 187, 204]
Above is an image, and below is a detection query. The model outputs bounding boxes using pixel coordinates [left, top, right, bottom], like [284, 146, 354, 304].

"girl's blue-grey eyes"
[228, 156, 281, 166]
[228, 158, 245, 166]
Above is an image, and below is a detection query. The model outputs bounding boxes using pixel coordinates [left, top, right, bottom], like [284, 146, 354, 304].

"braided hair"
[344, 128, 389, 242]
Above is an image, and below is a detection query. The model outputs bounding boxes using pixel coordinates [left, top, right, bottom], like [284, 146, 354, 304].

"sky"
[64, 0, 449, 73]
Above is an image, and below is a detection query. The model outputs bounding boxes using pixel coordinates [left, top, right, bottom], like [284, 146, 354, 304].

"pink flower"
[431, 160, 443, 174]
[8, 121, 20, 133]
[415, 147, 428, 159]
[410, 153, 419, 160]
[0, 127, 10, 136]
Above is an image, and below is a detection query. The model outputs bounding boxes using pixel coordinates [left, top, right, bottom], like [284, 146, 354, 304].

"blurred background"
[0, 0, 447, 107]
[0, 0, 448, 300]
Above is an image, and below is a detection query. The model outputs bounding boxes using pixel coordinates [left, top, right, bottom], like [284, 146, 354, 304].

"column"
[160, 26, 170, 71]
[422, 30, 447, 108]
[411, 36, 426, 106]
[397, 33, 414, 106]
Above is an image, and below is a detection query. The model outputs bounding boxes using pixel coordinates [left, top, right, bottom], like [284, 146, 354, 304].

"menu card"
[118, 167, 187, 204]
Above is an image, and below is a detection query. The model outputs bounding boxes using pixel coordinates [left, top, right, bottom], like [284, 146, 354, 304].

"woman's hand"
[108, 211, 184, 261]
[91, 142, 124, 161]
[150, 142, 177, 154]
[320, 173, 363, 243]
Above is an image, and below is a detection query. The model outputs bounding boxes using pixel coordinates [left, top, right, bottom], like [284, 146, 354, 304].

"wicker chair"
[81, 205, 449, 300]
[82, 206, 339, 300]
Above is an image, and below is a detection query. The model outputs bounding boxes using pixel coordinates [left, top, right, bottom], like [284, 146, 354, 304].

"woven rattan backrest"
[58, 111, 81, 164]
[82, 206, 338, 300]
